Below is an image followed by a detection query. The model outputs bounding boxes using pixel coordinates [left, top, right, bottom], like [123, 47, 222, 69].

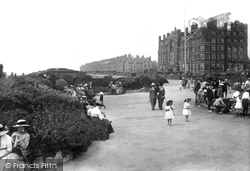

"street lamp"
[184, 28, 201, 74]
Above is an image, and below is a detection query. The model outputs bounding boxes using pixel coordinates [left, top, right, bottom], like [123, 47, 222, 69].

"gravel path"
[58, 80, 250, 171]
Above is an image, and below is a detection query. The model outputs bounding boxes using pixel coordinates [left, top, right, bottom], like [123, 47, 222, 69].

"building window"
[234, 39, 237, 43]
[212, 54, 216, 59]
[227, 47, 232, 52]
[227, 32, 231, 36]
[200, 64, 204, 71]
[205, 45, 210, 51]
[239, 32, 243, 36]
[233, 54, 237, 59]
[240, 54, 244, 59]
[220, 64, 224, 71]
[233, 47, 238, 53]
[205, 54, 210, 60]
[227, 39, 231, 43]
[221, 46, 224, 51]
[221, 39, 224, 43]
[239, 47, 244, 52]
[212, 46, 216, 51]
[212, 38, 216, 43]
[211, 64, 215, 71]
[228, 54, 232, 59]
[221, 54, 224, 59]
[200, 45, 205, 51]
[200, 54, 205, 60]
[212, 31, 216, 35]
[233, 32, 236, 36]
[240, 39, 244, 43]
[221, 31, 225, 35]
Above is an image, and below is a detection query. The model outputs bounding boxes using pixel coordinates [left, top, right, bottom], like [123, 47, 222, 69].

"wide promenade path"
[61, 80, 250, 171]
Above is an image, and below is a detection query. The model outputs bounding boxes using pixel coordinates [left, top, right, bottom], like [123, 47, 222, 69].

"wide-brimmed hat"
[99, 92, 104, 95]
[0, 124, 9, 136]
[13, 119, 30, 128]
[151, 82, 156, 86]
[166, 100, 173, 106]
[184, 97, 192, 102]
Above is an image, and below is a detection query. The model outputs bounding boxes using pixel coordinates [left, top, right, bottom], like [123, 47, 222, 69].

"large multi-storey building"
[158, 19, 248, 74]
[80, 55, 157, 74]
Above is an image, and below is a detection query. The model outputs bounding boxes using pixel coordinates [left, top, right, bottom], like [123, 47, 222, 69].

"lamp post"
[184, 28, 201, 74]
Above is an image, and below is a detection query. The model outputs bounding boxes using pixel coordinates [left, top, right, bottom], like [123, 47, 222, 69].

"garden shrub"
[0, 76, 111, 159]
[55, 79, 68, 91]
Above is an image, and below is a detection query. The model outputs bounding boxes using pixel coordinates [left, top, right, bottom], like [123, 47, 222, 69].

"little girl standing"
[234, 93, 242, 117]
[164, 100, 175, 127]
[183, 97, 192, 122]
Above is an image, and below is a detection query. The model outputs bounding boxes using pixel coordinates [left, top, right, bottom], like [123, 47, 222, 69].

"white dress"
[164, 105, 175, 119]
[182, 102, 191, 116]
[0, 134, 12, 171]
[234, 97, 242, 109]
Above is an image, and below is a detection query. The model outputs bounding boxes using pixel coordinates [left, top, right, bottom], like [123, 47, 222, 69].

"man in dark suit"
[149, 83, 157, 111]
[205, 83, 214, 112]
[193, 78, 202, 106]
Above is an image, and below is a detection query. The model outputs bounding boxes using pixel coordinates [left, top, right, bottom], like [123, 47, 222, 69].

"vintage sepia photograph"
[0, 0, 249, 171]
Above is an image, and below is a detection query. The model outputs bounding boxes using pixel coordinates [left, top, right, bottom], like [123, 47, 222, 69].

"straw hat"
[184, 97, 192, 102]
[13, 119, 30, 128]
[166, 100, 173, 106]
[0, 124, 9, 136]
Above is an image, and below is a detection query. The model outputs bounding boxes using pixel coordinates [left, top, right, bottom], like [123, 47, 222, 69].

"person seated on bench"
[213, 97, 226, 114]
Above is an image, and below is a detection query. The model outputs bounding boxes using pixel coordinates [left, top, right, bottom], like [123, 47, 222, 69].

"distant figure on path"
[157, 83, 165, 110]
[242, 89, 249, 118]
[164, 100, 175, 127]
[149, 83, 157, 111]
[99, 92, 106, 109]
[205, 84, 214, 113]
[193, 78, 202, 106]
[182, 97, 192, 122]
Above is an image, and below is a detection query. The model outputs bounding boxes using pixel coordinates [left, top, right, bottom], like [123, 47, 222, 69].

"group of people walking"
[149, 82, 165, 111]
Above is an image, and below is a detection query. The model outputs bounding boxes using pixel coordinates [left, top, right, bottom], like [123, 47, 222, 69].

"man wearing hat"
[11, 119, 30, 159]
[149, 83, 158, 111]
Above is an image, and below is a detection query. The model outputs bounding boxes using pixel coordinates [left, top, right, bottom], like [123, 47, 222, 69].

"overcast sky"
[0, 0, 249, 75]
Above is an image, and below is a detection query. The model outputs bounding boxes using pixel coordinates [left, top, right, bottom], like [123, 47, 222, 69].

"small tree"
[55, 79, 68, 91]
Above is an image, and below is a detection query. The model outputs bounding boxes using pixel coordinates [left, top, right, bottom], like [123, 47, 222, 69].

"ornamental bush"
[0, 76, 111, 159]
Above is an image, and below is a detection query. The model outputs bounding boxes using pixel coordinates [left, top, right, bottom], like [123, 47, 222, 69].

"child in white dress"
[235, 94, 242, 117]
[183, 97, 192, 122]
[164, 100, 175, 127]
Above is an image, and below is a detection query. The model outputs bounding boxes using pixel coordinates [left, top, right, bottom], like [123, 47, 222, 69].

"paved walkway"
[58, 80, 250, 171]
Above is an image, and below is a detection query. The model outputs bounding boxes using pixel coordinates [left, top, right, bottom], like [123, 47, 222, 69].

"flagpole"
[184, 5, 187, 74]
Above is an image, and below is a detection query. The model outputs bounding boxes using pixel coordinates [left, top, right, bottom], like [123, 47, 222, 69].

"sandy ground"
[55, 80, 250, 171]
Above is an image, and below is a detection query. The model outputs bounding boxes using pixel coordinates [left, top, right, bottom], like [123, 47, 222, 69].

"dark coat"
[149, 87, 157, 99]
[193, 81, 201, 93]
[206, 88, 214, 99]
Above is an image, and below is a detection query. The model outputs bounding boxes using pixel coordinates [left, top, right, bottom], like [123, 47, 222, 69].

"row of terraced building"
[80, 55, 157, 74]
